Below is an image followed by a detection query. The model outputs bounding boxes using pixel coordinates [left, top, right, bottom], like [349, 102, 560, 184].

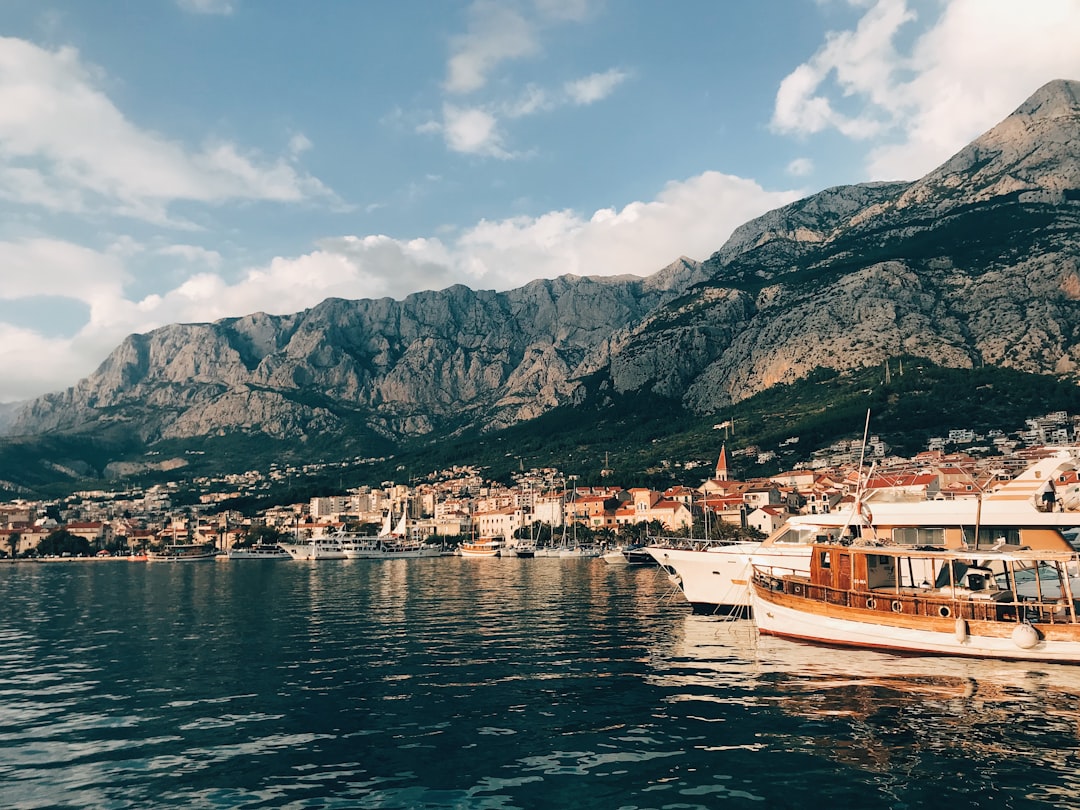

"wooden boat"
[751, 541, 1080, 662]
[459, 537, 502, 557]
[650, 450, 1080, 614]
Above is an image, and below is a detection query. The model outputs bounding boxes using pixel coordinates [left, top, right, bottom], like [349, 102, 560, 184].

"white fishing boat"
[227, 543, 292, 560]
[751, 541, 1080, 663]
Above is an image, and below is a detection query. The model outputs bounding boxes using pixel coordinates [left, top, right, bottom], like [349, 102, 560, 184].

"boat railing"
[647, 536, 745, 551]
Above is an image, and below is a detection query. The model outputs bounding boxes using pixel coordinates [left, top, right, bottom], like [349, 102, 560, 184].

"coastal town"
[2, 410, 1077, 559]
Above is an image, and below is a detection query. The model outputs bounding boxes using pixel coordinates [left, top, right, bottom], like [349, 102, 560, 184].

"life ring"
[859, 501, 874, 525]
[866, 598, 876, 610]
[792, 584, 803, 595]
[891, 600, 903, 613]
[938, 605, 951, 618]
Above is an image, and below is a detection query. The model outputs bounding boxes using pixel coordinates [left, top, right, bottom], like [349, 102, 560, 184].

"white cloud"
[0, 323, 107, 402]
[432, 2, 626, 158]
[445, 0, 539, 94]
[867, 0, 1080, 179]
[564, 69, 629, 106]
[771, 0, 914, 139]
[786, 158, 814, 177]
[177, 0, 236, 15]
[773, 0, 1080, 180]
[441, 104, 511, 157]
[156, 244, 224, 268]
[0, 238, 128, 302]
[0, 172, 799, 402]
[0, 37, 335, 225]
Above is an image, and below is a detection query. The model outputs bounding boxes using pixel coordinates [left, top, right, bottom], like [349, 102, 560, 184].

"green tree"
[37, 529, 91, 557]
[238, 525, 283, 548]
[5, 532, 19, 558]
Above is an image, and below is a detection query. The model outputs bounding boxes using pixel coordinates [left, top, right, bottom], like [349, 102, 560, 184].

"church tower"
[715, 445, 730, 482]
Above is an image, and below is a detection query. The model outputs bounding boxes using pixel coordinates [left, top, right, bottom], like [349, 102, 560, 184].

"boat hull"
[646, 542, 766, 612]
[751, 585, 1080, 662]
[279, 542, 348, 560]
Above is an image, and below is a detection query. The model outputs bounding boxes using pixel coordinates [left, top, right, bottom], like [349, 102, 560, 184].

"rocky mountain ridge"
[8, 79, 1080, 462]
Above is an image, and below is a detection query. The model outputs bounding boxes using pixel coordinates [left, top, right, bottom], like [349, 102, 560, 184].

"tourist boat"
[649, 450, 1080, 615]
[459, 537, 502, 557]
[227, 543, 292, 560]
[750, 540, 1080, 662]
[146, 543, 218, 562]
[278, 536, 349, 560]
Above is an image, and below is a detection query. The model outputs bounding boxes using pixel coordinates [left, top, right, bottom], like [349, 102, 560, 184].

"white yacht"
[227, 543, 291, 560]
[278, 536, 349, 560]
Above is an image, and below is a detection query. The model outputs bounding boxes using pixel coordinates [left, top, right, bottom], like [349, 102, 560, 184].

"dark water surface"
[3, 557, 1080, 809]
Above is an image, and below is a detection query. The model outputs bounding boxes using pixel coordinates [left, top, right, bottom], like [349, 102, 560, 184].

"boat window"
[819, 551, 831, 569]
[934, 560, 969, 589]
[974, 527, 1020, 547]
[776, 526, 817, 544]
[892, 527, 945, 546]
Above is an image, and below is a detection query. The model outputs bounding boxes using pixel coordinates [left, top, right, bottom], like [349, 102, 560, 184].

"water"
[3, 558, 1080, 809]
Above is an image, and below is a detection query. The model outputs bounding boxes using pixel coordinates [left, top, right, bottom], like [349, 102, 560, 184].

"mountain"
[4, 79, 1080, 490]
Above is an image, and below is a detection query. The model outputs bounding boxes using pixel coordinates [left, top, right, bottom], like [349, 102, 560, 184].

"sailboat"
[337, 509, 440, 559]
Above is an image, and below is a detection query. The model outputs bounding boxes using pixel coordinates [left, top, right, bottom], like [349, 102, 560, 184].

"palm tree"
[6, 532, 20, 559]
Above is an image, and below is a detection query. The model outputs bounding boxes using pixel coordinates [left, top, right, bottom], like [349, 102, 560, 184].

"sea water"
[2, 557, 1080, 809]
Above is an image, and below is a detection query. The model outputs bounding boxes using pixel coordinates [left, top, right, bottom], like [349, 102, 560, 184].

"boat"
[278, 536, 349, 560]
[558, 544, 602, 558]
[460, 537, 503, 557]
[503, 535, 536, 558]
[332, 520, 442, 559]
[649, 450, 1080, 615]
[750, 540, 1080, 662]
[375, 538, 442, 559]
[146, 543, 218, 562]
[227, 543, 292, 560]
[601, 544, 656, 565]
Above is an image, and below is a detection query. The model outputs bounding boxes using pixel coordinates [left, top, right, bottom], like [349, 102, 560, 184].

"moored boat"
[460, 537, 502, 557]
[649, 450, 1080, 616]
[146, 543, 218, 562]
[278, 537, 349, 560]
[227, 543, 292, 560]
[602, 544, 656, 566]
[751, 541, 1080, 663]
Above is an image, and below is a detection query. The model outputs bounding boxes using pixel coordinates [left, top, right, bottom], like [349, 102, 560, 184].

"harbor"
[4, 554, 1080, 808]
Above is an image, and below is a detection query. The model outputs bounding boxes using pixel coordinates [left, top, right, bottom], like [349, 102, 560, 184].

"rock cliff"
[9, 79, 1080, 453]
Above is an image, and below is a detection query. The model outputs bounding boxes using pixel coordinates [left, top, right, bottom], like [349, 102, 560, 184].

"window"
[891, 527, 945, 546]
[971, 527, 1020, 547]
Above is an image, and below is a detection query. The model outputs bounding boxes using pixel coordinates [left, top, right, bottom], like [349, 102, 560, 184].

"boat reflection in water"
[650, 613, 1080, 789]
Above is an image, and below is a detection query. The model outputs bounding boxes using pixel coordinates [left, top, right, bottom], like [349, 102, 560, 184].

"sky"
[1, 0, 1079, 404]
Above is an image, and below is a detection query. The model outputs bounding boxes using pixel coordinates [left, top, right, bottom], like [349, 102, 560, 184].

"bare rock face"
[8, 80, 1080, 448]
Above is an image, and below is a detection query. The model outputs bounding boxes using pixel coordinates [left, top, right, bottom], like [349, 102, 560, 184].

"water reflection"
[650, 613, 1080, 806]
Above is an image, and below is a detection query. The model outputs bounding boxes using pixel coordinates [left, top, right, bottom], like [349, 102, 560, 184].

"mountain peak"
[888, 77, 1080, 215]
[1014, 78, 1080, 119]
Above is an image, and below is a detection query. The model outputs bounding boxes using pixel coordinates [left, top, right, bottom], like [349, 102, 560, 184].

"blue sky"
[1, 0, 1079, 403]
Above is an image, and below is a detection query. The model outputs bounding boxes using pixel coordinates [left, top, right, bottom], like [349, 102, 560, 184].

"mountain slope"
[4, 79, 1080, 490]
